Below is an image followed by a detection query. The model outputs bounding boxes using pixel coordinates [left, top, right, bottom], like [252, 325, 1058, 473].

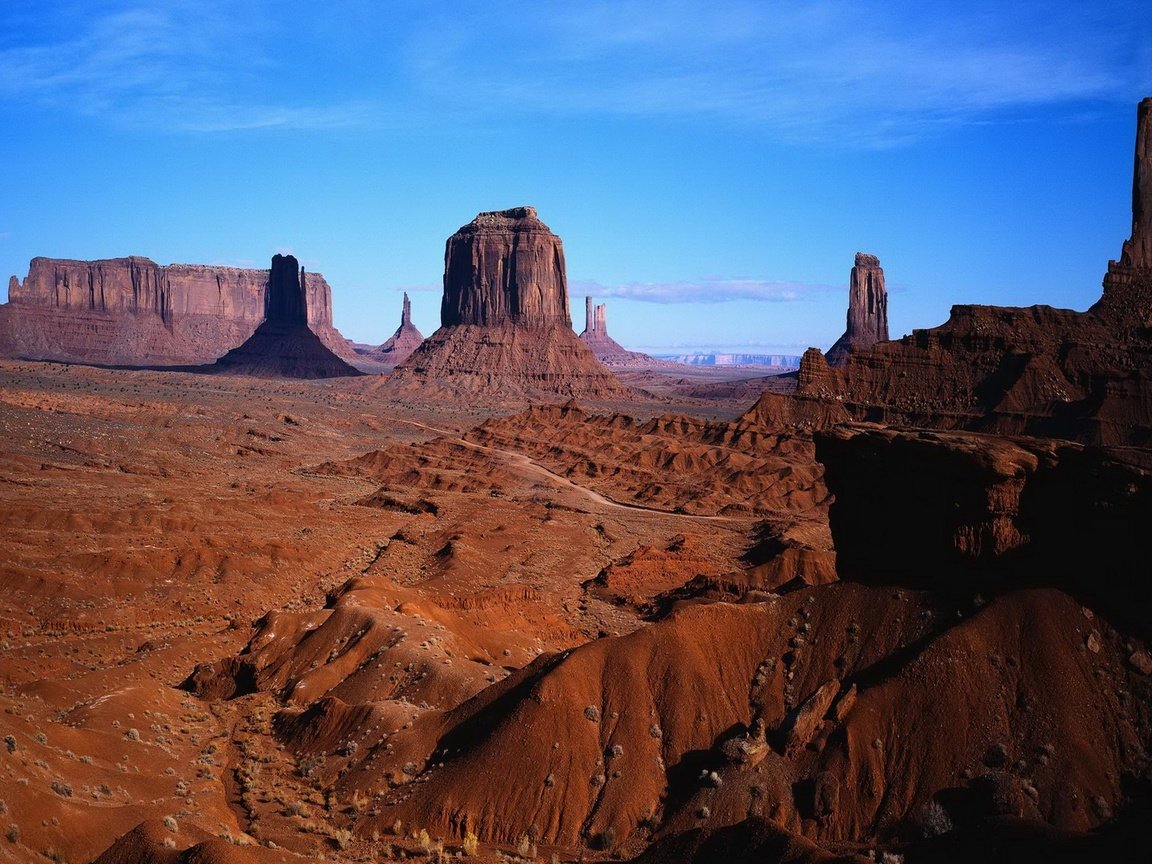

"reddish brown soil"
[1, 354, 1148, 864]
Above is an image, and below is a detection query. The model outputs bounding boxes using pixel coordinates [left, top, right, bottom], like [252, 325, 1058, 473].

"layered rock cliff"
[362, 292, 425, 368]
[816, 425, 1152, 632]
[0, 256, 359, 367]
[792, 99, 1152, 446]
[386, 207, 630, 401]
[441, 206, 571, 328]
[825, 252, 889, 366]
[209, 254, 360, 379]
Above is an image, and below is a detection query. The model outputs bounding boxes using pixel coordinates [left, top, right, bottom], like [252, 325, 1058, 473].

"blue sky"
[1, 1, 1149, 354]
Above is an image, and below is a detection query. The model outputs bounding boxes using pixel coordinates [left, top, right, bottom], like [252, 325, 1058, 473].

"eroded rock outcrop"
[825, 253, 889, 366]
[386, 207, 629, 401]
[209, 254, 361, 379]
[815, 425, 1152, 631]
[362, 292, 425, 369]
[0, 256, 360, 367]
[579, 296, 672, 368]
[793, 99, 1152, 445]
[441, 206, 570, 328]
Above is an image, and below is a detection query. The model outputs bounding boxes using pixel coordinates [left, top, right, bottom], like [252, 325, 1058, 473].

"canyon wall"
[0, 256, 356, 366]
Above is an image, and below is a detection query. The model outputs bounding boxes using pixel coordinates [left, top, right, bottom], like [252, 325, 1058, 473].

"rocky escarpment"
[0, 256, 360, 367]
[815, 425, 1152, 633]
[386, 207, 630, 401]
[361, 292, 425, 368]
[208, 254, 361, 379]
[825, 252, 889, 366]
[793, 98, 1152, 446]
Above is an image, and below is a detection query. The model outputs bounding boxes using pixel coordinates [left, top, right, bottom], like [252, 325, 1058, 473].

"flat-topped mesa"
[386, 207, 630, 401]
[441, 206, 572, 328]
[825, 252, 888, 366]
[0, 255, 359, 366]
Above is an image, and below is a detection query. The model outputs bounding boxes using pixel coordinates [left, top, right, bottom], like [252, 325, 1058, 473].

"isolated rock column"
[1123, 97, 1152, 269]
[826, 253, 889, 366]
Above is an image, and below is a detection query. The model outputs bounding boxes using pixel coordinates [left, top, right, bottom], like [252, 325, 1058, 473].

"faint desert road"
[389, 416, 744, 523]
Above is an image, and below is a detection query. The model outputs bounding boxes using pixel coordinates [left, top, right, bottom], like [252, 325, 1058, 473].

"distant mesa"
[579, 296, 672, 368]
[209, 254, 361, 379]
[791, 96, 1152, 446]
[825, 252, 889, 367]
[0, 254, 362, 368]
[386, 206, 630, 401]
[359, 292, 425, 369]
[661, 352, 802, 368]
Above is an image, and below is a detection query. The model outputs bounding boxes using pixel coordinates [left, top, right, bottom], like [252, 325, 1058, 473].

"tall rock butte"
[579, 296, 671, 368]
[209, 254, 360, 379]
[0, 255, 362, 367]
[825, 252, 888, 366]
[790, 97, 1152, 445]
[362, 292, 425, 369]
[386, 207, 629, 401]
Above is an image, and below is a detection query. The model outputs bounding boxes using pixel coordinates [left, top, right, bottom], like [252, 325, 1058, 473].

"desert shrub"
[462, 831, 479, 856]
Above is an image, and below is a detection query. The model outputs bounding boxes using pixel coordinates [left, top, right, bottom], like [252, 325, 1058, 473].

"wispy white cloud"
[1, 1, 1147, 143]
[572, 277, 839, 304]
[0, 1, 378, 132]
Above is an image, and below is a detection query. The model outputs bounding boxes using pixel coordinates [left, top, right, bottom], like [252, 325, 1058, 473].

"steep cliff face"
[794, 99, 1152, 445]
[209, 254, 360, 379]
[825, 253, 889, 366]
[387, 207, 629, 402]
[815, 425, 1152, 631]
[0, 256, 358, 366]
[441, 206, 571, 328]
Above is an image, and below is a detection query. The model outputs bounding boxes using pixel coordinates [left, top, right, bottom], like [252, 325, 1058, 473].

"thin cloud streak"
[572, 278, 840, 304]
[0, 1, 1147, 143]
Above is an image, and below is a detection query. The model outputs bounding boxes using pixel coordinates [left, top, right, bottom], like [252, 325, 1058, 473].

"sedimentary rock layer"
[387, 207, 630, 401]
[794, 100, 1152, 445]
[441, 206, 571, 328]
[825, 252, 888, 366]
[0, 255, 359, 366]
